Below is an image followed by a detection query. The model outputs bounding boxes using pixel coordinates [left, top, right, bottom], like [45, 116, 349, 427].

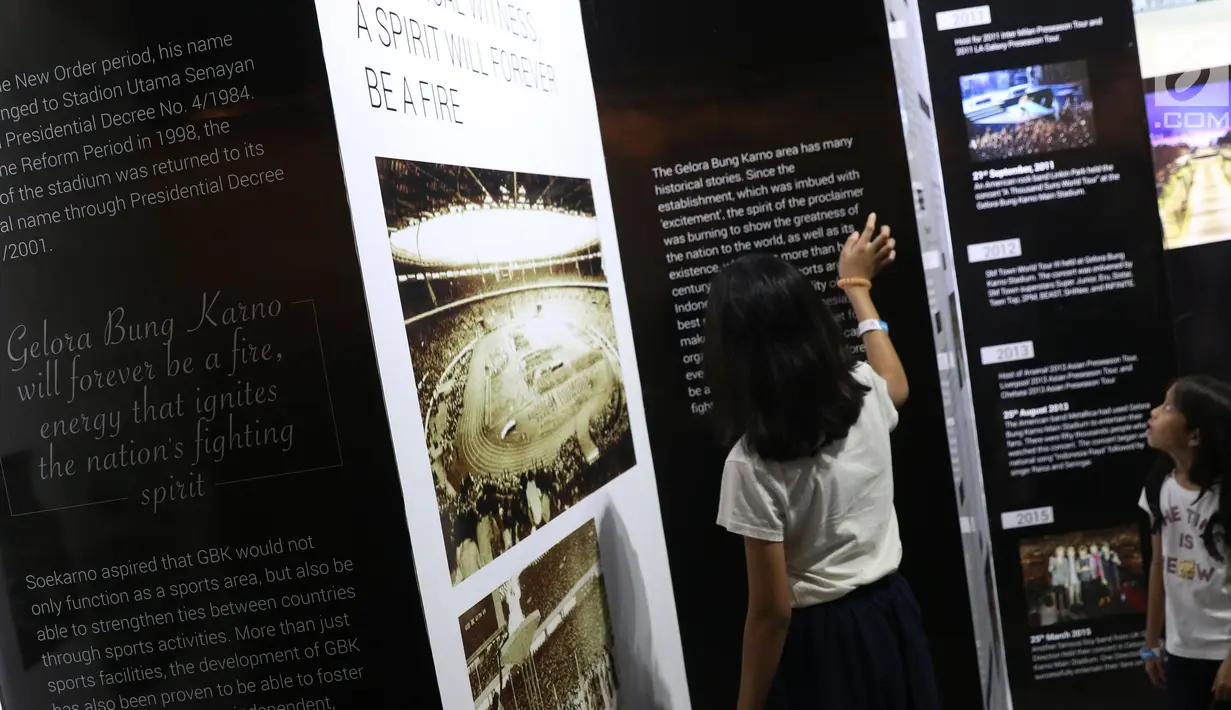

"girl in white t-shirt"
[1140, 376, 1231, 708]
[706, 214, 940, 710]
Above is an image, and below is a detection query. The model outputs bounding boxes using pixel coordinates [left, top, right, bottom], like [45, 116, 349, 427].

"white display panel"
[310, 2, 690, 707]
[881, 1, 1012, 706]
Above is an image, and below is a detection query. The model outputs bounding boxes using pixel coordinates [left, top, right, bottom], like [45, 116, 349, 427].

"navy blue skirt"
[768, 572, 942, 710]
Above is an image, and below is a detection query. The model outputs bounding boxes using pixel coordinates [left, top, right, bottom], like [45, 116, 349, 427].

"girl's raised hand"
[838, 212, 896, 283]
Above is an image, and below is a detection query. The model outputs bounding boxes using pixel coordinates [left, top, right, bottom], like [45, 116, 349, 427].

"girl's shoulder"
[850, 361, 881, 389]
[849, 361, 897, 429]
[1142, 458, 1175, 504]
[726, 437, 775, 477]
[727, 436, 757, 465]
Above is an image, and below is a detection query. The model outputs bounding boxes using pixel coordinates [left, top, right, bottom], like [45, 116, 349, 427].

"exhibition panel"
[0, 2, 443, 709]
[311, 0, 690, 707]
[880, 2, 1012, 705]
[579, 1, 983, 708]
[892, 0, 1230, 707]
[2, 0, 1228, 708]
[912, 2, 1175, 705]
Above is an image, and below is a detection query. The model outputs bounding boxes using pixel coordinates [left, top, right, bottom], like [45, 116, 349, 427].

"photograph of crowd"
[1146, 68, 1231, 250]
[459, 520, 618, 710]
[1018, 525, 1146, 628]
[375, 158, 636, 585]
[961, 60, 1097, 163]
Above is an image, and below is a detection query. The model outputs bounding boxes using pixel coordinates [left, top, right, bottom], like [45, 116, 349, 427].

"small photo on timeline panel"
[458, 520, 619, 709]
[1017, 525, 1146, 629]
[374, 158, 636, 584]
[960, 60, 1097, 164]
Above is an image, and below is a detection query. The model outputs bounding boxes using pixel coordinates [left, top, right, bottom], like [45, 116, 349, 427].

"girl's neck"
[1172, 449, 1197, 488]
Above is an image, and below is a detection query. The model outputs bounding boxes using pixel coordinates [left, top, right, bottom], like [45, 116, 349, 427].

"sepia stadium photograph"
[459, 520, 618, 710]
[375, 158, 636, 585]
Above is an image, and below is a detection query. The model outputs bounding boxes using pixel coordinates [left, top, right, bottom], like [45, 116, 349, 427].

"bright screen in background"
[1135, 0, 1231, 251]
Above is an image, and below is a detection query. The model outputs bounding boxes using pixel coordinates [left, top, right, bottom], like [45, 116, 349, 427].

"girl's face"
[1148, 386, 1197, 454]
[1055, 546, 1065, 558]
[1078, 545, 1088, 555]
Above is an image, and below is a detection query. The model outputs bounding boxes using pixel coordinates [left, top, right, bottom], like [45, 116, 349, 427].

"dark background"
[1169, 242, 1231, 378]
[915, 1, 1175, 707]
[0, 3, 442, 708]
[580, 1, 984, 708]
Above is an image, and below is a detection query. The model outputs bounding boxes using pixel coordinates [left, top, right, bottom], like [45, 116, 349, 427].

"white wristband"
[856, 319, 888, 338]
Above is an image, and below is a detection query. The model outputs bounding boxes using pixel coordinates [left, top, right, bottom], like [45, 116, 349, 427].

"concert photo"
[1018, 525, 1146, 629]
[459, 520, 619, 710]
[961, 60, 1097, 164]
[375, 158, 636, 584]
[1146, 67, 1231, 250]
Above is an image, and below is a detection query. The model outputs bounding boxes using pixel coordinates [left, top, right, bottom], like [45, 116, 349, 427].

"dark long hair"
[1144, 375, 1231, 561]
[703, 254, 869, 461]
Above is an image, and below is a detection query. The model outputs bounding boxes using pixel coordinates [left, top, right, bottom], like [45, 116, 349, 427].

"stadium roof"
[390, 208, 601, 267]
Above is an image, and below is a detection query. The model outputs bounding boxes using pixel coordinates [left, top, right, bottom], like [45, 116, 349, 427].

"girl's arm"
[838, 213, 907, 407]
[847, 287, 908, 407]
[1146, 534, 1165, 645]
[1145, 533, 1166, 688]
[737, 537, 792, 710]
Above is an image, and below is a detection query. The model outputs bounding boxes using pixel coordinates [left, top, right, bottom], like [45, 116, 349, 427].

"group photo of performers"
[1019, 526, 1146, 627]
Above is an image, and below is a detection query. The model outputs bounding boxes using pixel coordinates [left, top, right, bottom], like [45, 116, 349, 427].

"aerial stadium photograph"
[1146, 68, 1231, 249]
[459, 520, 618, 710]
[375, 158, 636, 585]
[960, 60, 1096, 163]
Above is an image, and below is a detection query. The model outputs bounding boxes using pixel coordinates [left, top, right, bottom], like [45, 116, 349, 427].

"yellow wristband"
[837, 277, 872, 291]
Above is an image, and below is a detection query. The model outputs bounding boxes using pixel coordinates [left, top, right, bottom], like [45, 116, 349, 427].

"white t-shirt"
[716, 362, 903, 607]
[1139, 475, 1231, 660]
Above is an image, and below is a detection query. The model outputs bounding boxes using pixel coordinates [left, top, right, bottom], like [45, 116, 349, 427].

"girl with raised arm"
[707, 214, 940, 710]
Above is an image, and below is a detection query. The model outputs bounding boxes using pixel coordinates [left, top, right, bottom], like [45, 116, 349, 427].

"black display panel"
[0, 3, 442, 708]
[580, 1, 983, 707]
[913, 1, 1176, 706]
